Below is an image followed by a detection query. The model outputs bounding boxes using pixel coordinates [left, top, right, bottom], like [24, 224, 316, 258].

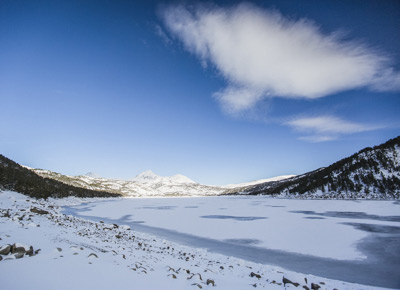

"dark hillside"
[0, 155, 120, 199]
[227, 136, 400, 199]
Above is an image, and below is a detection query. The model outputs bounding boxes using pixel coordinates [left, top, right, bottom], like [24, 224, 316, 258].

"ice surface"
[66, 196, 400, 260]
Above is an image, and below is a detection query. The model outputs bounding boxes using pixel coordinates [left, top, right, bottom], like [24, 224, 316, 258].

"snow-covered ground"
[1, 191, 399, 290]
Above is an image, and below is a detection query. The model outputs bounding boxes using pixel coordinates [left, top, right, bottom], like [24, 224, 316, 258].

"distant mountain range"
[225, 136, 400, 199]
[27, 167, 293, 197]
[1, 136, 399, 199]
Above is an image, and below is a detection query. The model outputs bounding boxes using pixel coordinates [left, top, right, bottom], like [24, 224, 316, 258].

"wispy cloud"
[285, 115, 382, 142]
[154, 24, 171, 45]
[160, 3, 400, 114]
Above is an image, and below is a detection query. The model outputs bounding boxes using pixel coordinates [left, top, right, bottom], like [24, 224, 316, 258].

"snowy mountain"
[27, 168, 292, 197]
[83, 172, 102, 178]
[226, 136, 400, 199]
[29, 168, 224, 197]
[132, 170, 196, 184]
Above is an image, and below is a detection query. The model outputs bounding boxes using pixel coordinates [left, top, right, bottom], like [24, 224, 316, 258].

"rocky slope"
[226, 136, 400, 199]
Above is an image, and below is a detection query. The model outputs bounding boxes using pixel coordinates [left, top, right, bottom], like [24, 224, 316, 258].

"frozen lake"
[63, 196, 400, 288]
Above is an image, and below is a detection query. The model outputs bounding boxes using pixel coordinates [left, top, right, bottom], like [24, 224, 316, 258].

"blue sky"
[1, 0, 399, 185]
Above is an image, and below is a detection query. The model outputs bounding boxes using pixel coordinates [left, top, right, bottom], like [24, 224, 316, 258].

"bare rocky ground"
[0, 191, 391, 290]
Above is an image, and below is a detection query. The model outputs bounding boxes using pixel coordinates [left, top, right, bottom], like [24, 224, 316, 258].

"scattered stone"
[57, 247, 62, 252]
[88, 253, 98, 258]
[0, 244, 12, 255]
[14, 252, 24, 259]
[115, 234, 122, 239]
[250, 272, 261, 279]
[206, 279, 215, 286]
[187, 273, 203, 281]
[191, 283, 202, 289]
[12, 243, 27, 254]
[303, 286, 310, 290]
[283, 277, 300, 287]
[168, 266, 178, 274]
[168, 274, 177, 279]
[30, 207, 49, 215]
[311, 283, 321, 290]
[26, 246, 34, 256]
[0, 255, 2, 261]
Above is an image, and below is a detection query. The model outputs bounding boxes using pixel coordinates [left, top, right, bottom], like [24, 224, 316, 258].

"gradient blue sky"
[1, 0, 399, 185]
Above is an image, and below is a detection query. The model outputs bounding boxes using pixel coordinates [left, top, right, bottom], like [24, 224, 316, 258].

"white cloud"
[285, 115, 381, 142]
[213, 86, 264, 113]
[160, 3, 400, 113]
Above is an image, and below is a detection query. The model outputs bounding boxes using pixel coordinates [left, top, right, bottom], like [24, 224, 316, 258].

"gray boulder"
[11, 243, 27, 254]
[14, 252, 24, 259]
[30, 207, 49, 215]
[0, 244, 12, 255]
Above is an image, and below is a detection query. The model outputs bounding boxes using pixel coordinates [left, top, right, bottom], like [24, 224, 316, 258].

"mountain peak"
[170, 174, 196, 184]
[84, 172, 101, 178]
[132, 170, 196, 184]
[132, 170, 161, 182]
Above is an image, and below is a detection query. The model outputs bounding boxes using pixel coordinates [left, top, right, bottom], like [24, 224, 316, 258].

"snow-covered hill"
[228, 136, 400, 199]
[222, 175, 296, 189]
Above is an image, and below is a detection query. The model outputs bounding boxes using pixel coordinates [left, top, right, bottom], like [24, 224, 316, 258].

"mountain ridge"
[225, 136, 400, 199]
[27, 167, 292, 197]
